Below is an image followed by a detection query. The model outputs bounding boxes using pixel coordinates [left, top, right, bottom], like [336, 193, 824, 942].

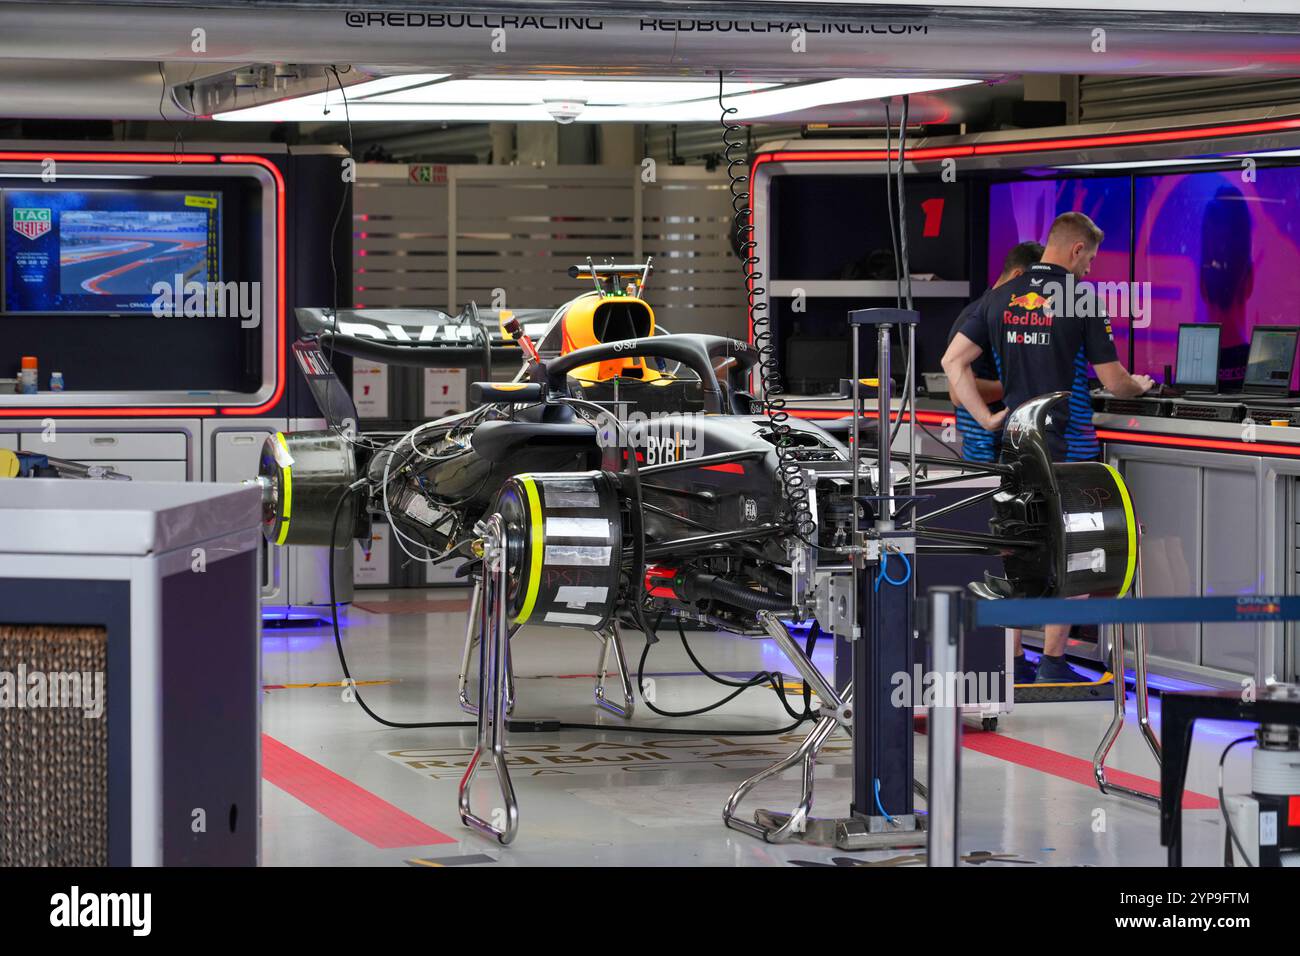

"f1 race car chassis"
[455, 309, 1140, 848]
[256, 288, 1139, 850]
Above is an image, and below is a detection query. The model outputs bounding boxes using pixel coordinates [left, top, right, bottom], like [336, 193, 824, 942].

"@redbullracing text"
[1113, 892, 1251, 930]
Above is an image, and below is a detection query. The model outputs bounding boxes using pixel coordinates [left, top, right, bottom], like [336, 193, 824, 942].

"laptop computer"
[1174, 323, 1221, 394]
[1195, 325, 1300, 405]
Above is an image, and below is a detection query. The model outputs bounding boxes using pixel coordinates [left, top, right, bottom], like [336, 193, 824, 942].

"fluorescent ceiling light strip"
[219, 72, 451, 119]
[375, 78, 776, 105]
[728, 77, 979, 120]
[1224, 148, 1300, 158]
[216, 78, 769, 121]
[348, 74, 454, 100]
[1054, 159, 1226, 170]
[215, 75, 981, 123]
[0, 173, 148, 179]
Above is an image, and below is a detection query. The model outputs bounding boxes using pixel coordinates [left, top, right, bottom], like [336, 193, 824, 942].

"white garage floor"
[259, 588, 1251, 868]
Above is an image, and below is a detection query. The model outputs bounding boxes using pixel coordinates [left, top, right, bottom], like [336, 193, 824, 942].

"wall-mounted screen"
[986, 176, 1132, 362]
[1134, 167, 1300, 389]
[3, 188, 222, 314]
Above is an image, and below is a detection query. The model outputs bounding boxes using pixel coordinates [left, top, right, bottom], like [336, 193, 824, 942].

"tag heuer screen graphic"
[12, 207, 52, 240]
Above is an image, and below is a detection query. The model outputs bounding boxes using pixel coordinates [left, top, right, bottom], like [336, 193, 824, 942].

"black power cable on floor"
[328, 483, 475, 730]
[672, 617, 815, 723]
[1218, 735, 1257, 867]
[324, 484, 818, 737]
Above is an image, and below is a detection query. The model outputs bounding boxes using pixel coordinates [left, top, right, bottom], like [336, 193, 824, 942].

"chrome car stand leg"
[725, 698, 850, 843]
[458, 514, 520, 844]
[723, 610, 853, 842]
[594, 621, 636, 719]
[458, 579, 516, 717]
[1093, 529, 1161, 806]
[457, 580, 482, 715]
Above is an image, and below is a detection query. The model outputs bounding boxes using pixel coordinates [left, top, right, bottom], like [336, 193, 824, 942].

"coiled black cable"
[719, 72, 816, 543]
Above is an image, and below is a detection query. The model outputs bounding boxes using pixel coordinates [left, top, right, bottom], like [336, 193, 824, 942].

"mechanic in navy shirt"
[942, 212, 1153, 683]
[947, 240, 1043, 463]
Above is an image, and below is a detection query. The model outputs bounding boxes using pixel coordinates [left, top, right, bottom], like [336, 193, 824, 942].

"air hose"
[686, 572, 790, 611]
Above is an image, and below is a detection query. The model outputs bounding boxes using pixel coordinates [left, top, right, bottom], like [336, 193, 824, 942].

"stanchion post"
[925, 585, 965, 867]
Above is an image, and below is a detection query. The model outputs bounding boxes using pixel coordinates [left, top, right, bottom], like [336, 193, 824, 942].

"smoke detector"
[542, 98, 587, 124]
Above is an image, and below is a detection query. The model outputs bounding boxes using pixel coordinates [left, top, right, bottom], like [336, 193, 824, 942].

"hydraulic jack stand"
[723, 307, 927, 850]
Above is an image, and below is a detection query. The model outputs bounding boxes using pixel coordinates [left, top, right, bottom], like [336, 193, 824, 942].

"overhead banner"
[5, 3, 1300, 79]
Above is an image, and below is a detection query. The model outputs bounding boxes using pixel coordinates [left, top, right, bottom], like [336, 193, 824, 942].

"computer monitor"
[1174, 323, 1221, 391]
[1243, 326, 1299, 395]
[786, 338, 850, 393]
[3, 187, 223, 315]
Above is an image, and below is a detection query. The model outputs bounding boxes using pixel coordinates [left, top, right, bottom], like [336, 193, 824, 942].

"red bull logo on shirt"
[1007, 291, 1049, 311]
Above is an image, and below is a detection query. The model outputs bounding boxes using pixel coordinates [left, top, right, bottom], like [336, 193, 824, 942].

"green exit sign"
[408, 164, 448, 185]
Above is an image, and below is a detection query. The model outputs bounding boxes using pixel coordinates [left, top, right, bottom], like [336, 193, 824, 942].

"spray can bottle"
[19, 356, 37, 395]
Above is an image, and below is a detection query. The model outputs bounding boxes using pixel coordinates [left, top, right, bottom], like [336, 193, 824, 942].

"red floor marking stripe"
[960, 731, 1218, 810]
[262, 734, 456, 848]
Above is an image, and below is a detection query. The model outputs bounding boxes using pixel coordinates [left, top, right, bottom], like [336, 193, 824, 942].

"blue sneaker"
[1013, 654, 1037, 685]
[1035, 654, 1091, 684]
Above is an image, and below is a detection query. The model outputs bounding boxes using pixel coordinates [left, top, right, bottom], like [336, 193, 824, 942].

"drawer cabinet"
[20, 431, 187, 461]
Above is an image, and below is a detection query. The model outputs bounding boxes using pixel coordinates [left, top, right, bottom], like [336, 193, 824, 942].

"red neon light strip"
[1096, 427, 1300, 458]
[219, 154, 287, 416]
[0, 151, 216, 163]
[785, 412, 1300, 456]
[787, 408, 952, 425]
[751, 115, 1300, 173]
[262, 734, 455, 849]
[757, 146, 976, 164]
[0, 406, 216, 418]
[972, 116, 1300, 156]
[0, 151, 283, 419]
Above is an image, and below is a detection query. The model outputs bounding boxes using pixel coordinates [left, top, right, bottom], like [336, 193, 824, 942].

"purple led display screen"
[987, 177, 1132, 363]
[1134, 167, 1300, 389]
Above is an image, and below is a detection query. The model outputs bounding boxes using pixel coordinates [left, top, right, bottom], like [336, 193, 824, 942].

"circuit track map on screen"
[3, 188, 221, 314]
